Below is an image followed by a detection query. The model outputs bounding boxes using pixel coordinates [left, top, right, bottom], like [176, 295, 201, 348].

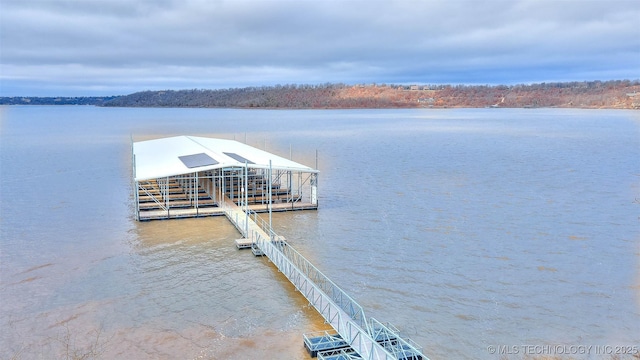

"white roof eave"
[133, 135, 318, 182]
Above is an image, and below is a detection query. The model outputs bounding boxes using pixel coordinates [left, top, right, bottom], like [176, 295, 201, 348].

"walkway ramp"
[220, 196, 427, 360]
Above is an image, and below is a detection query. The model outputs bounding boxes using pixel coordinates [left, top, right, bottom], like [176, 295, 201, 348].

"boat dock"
[132, 136, 319, 221]
[132, 136, 427, 359]
[220, 197, 427, 360]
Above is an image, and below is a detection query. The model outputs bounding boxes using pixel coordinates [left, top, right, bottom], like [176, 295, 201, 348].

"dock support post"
[311, 173, 318, 206]
[132, 147, 140, 221]
[162, 176, 171, 219]
[244, 161, 249, 237]
[195, 171, 199, 217]
[269, 160, 272, 239]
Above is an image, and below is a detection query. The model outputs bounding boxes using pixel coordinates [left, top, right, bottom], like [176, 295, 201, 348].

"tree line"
[2, 80, 639, 109]
[0, 96, 119, 106]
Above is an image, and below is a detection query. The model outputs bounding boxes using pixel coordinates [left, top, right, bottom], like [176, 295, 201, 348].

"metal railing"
[369, 318, 425, 359]
[255, 234, 392, 359]
[318, 348, 362, 360]
[138, 181, 167, 211]
[235, 206, 369, 331]
[219, 196, 427, 360]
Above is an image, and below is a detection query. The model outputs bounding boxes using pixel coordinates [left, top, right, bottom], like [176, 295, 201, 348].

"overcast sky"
[1, 0, 639, 96]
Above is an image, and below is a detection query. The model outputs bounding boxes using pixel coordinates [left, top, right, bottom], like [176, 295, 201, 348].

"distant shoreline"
[2, 80, 639, 109]
[3, 104, 639, 110]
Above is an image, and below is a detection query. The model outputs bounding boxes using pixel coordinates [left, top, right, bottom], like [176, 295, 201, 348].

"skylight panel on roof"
[178, 153, 219, 168]
[223, 152, 255, 164]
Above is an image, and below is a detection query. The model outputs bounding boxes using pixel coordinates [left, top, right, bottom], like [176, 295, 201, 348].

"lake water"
[1, 106, 639, 359]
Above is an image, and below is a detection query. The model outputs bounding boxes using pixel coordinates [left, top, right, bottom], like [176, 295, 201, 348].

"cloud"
[1, 0, 638, 96]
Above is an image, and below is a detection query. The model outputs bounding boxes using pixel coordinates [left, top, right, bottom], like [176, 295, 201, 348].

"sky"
[1, 0, 639, 96]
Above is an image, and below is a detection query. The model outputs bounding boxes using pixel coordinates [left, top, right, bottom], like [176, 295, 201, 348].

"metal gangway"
[220, 196, 427, 360]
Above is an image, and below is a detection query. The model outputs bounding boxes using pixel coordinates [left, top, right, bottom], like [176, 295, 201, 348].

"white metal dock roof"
[133, 135, 318, 181]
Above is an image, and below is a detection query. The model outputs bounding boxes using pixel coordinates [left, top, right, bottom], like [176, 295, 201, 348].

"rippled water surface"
[1, 106, 639, 359]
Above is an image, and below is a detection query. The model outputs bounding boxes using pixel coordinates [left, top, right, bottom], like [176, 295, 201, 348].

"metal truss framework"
[220, 199, 427, 360]
[134, 164, 318, 221]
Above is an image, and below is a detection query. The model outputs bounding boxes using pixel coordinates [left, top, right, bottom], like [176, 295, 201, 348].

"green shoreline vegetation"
[1, 80, 639, 109]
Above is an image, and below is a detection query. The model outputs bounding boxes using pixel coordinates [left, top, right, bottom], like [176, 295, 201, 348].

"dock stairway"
[219, 197, 427, 360]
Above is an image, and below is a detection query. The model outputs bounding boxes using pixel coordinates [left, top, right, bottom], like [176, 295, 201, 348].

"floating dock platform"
[133, 136, 428, 359]
[132, 136, 318, 221]
[303, 330, 350, 357]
